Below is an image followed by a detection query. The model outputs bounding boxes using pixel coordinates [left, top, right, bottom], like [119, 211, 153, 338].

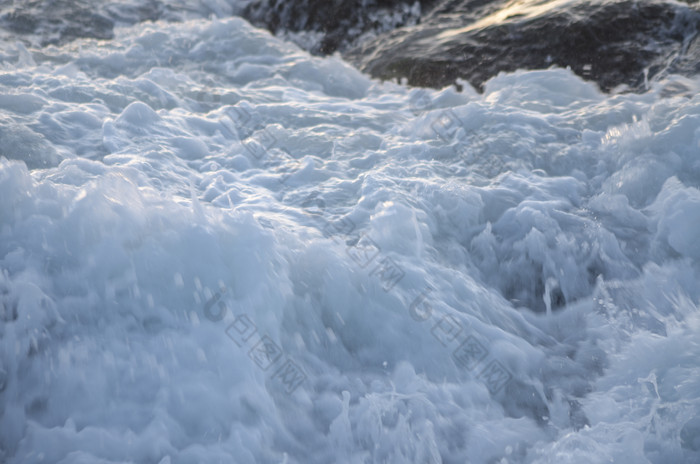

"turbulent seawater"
[1, 5, 700, 464]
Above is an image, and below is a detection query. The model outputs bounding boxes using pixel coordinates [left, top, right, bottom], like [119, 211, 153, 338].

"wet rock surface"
[343, 0, 700, 92]
[241, 0, 436, 54]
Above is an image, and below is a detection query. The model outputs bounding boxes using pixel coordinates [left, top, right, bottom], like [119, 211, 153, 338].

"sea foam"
[0, 15, 699, 464]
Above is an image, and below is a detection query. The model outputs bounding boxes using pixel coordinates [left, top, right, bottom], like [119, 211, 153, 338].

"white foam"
[0, 15, 699, 464]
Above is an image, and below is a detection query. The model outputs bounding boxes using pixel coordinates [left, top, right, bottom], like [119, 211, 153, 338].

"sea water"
[0, 12, 699, 464]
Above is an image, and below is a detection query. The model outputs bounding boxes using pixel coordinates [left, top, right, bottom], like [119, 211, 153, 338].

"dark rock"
[241, 0, 439, 54]
[669, 27, 700, 78]
[344, 0, 700, 92]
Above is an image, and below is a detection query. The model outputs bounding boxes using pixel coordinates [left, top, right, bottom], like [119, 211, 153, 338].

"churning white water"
[1, 13, 699, 464]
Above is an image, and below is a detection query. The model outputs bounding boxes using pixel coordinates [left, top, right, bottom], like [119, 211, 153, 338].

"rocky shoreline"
[244, 0, 700, 92]
[344, 0, 700, 92]
[2, 0, 699, 92]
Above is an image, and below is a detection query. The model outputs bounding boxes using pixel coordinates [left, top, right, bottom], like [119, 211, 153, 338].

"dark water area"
[0, 0, 227, 46]
[1, 0, 700, 91]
